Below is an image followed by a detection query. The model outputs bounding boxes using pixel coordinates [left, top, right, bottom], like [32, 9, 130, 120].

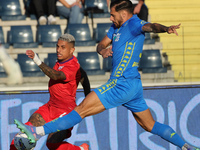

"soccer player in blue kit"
[14, 0, 199, 149]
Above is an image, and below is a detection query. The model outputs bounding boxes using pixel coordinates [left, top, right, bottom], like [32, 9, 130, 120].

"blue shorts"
[93, 77, 148, 112]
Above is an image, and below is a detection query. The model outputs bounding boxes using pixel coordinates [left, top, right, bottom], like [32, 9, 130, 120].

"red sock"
[10, 122, 32, 150]
[46, 142, 81, 150]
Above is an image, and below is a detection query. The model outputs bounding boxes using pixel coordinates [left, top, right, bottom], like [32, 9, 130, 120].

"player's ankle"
[182, 143, 200, 150]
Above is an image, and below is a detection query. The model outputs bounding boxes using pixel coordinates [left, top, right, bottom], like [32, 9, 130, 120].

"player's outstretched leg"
[182, 143, 200, 150]
[14, 119, 41, 143]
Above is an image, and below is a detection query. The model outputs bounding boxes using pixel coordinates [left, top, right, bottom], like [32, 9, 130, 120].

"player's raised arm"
[142, 23, 181, 36]
[26, 50, 66, 80]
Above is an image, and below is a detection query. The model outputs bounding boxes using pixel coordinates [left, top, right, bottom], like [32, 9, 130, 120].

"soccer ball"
[14, 132, 36, 150]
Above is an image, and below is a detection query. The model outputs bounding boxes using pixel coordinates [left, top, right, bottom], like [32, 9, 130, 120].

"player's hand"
[101, 46, 113, 58]
[26, 50, 35, 59]
[167, 23, 181, 36]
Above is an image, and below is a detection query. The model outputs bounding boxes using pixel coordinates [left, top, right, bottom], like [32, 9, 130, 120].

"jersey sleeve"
[129, 15, 149, 36]
[107, 24, 115, 40]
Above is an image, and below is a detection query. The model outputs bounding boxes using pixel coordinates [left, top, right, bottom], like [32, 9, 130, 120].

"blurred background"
[0, 0, 200, 149]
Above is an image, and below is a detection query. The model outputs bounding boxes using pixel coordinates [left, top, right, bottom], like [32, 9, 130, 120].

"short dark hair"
[110, 0, 134, 14]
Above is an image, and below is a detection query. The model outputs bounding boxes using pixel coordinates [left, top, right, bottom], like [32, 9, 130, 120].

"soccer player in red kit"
[10, 33, 90, 150]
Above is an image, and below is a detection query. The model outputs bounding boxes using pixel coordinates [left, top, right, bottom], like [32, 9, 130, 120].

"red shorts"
[34, 103, 73, 123]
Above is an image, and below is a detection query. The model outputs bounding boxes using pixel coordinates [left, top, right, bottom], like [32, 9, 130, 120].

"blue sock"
[151, 122, 185, 148]
[43, 110, 82, 134]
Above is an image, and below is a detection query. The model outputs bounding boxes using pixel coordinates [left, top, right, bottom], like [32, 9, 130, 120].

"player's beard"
[114, 17, 123, 28]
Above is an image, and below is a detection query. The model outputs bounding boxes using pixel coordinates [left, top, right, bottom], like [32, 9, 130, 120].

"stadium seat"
[77, 52, 105, 75]
[46, 53, 57, 68]
[145, 33, 151, 39]
[95, 23, 112, 43]
[84, 0, 110, 18]
[36, 25, 62, 47]
[0, 61, 7, 77]
[0, 27, 9, 49]
[103, 56, 112, 72]
[17, 54, 44, 77]
[0, 0, 26, 21]
[7, 25, 38, 48]
[144, 33, 155, 44]
[65, 24, 96, 46]
[139, 50, 167, 73]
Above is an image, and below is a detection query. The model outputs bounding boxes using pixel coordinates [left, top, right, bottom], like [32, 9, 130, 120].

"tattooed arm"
[38, 63, 66, 80]
[142, 23, 181, 35]
[26, 50, 66, 80]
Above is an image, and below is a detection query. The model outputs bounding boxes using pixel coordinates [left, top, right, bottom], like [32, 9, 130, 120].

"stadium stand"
[103, 56, 112, 72]
[0, 26, 9, 49]
[139, 49, 167, 73]
[4, 0, 198, 86]
[0, 61, 7, 77]
[64, 23, 96, 46]
[84, 0, 110, 35]
[36, 25, 62, 47]
[7, 25, 38, 48]
[77, 52, 105, 75]
[46, 53, 57, 68]
[0, 0, 26, 21]
[144, 32, 155, 44]
[95, 23, 112, 43]
[17, 54, 44, 77]
[146, 0, 200, 82]
[84, 0, 110, 18]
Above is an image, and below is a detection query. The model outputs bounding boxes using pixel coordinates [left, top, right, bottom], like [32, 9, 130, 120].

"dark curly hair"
[110, 0, 134, 14]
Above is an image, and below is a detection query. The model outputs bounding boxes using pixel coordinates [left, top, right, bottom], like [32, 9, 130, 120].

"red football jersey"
[48, 55, 81, 110]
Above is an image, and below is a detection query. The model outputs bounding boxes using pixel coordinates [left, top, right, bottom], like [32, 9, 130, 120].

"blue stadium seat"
[65, 24, 96, 46]
[0, 0, 26, 21]
[95, 23, 112, 43]
[84, 0, 110, 18]
[103, 56, 112, 72]
[17, 54, 44, 77]
[36, 25, 62, 47]
[145, 33, 151, 40]
[47, 53, 57, 68]
[0, 61, 7, 77]
[0, 27, 9, 49]
[7, 25, 38, 48]
[77, 52, 105, 75]
[139, 50, 167, 73]
[144, 33, 155, 44]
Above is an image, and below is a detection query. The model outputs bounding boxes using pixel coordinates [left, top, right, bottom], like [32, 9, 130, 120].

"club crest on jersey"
[58, 66, 64, 70]
[113, 33, 121, 42]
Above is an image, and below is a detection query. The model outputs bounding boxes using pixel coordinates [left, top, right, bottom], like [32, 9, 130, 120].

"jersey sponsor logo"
[113, 33, 121, 42]
[58, 66, 64, 70]
[170, 132, 176, 138]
